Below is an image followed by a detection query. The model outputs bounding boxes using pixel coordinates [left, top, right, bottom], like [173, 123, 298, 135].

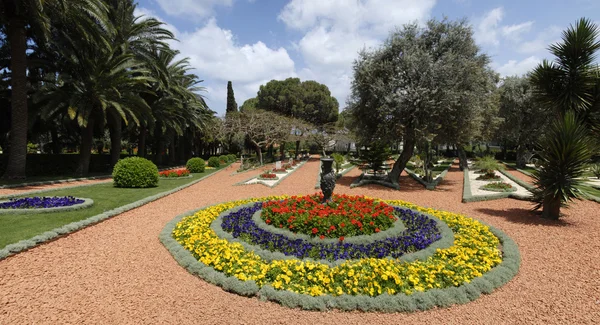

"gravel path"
[1, 158, 599, 324]
[0, 178, 111, 197]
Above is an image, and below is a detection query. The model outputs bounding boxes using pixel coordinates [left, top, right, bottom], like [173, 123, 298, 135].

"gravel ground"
[0, 179, 111, 197]
[0, 157, 599, 324]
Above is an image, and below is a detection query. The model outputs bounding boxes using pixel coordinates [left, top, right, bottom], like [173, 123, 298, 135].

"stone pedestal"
[320, 157, 336, 203]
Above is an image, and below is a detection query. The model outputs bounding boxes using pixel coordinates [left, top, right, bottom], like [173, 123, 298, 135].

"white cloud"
[516, 26, 561, 54]
[502, 21, 534, 41]
[153, 0, 233, 20]
[279, 0, 436, 106]
[134, 9, 296, 115]
[474, 7, 504, 46]
[495, 56, 540, 77]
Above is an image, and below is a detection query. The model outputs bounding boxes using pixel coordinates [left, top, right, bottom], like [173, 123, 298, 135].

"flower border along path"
[0, 197, 94, 215]
[235, 160, 308, 188]
[161, 196, 520, 312]
[0, 164, 231, 261]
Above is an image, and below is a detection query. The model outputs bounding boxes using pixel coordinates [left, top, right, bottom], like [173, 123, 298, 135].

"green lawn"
[502, 161, 538, 175]
[0, 172, 110, 186]
[0, 167, 223, 249]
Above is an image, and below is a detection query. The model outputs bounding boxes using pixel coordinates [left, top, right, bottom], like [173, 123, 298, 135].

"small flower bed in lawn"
[476, 173, 502, 181]
[0, 196, 85, 209]
[283, 163, 293, 170]
[172, 196, 504, 299]
[261, 194, 397, 238]
[272, 168, 288, 174]
[258, 172, 277, 180]
[159, 168, 191, 178]
[221, 202, 441, 260]
[480, 182, 516, 192]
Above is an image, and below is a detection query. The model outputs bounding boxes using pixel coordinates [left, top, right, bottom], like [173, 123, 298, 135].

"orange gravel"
[0, 157, 599, 324]
[0, 178, 111, 197]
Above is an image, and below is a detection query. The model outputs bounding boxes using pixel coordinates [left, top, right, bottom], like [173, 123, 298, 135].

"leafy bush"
[228, 154, 237, 162]
[208, 156, 221, 168]
[186, 158, 206, 173]
[480, 182, 515, 192]
[219, 155, 228, 163]
[112, 157, 158, 188]
[331, 153, 345, 174]
[473, 156, 502, 177]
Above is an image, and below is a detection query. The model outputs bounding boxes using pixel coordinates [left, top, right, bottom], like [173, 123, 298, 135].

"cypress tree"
[226, 81, 238, 114]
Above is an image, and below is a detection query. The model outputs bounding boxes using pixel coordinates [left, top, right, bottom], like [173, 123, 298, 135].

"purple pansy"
[0, 196, 85, 209]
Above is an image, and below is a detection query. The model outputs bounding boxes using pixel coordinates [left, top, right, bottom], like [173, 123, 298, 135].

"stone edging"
[462, 169, 532, 203]
[0, 165, 230, 261]
[234, 160, 308, 188]
[160, 200, 520, 312]
[404, 161, 452, 190]
[209, 203, 453, 267]
[0, 198, 94, 215]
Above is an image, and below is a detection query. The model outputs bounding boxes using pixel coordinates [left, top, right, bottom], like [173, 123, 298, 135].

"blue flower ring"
[0, 196, 94, 215]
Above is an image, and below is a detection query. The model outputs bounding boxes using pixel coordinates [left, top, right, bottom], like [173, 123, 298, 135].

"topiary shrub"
[208, 156, 221, 168]
[219, 155, 228, 164]
[186, 158, 206, 173]
[228, 154, 237, 162]
[112, 157, 158, 188]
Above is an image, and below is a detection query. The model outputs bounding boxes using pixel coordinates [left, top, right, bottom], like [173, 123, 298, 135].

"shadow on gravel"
[475, 207, 573, 227]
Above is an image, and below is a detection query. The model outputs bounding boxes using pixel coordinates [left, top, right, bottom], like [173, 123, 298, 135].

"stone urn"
[320, 157, 336, 203]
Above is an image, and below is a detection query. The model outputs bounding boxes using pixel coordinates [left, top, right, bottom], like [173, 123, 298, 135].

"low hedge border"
[234, 160, 308, 188]
[209, 203, 454, 267]
[496, 168, 535, 191]
[462, 169, 532, 203]
[0, 198, 94, 215]
[159, 175, 194, 180]
[314, 161, 357, 189]
[350, 175, 400, 190]
[0, 164, 230, 261]
[404, 162, 452, 190]
[160, 201, 519, 312]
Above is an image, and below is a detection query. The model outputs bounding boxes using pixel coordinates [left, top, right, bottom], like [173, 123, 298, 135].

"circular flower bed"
[219, 202, 446, 261]
[159, 168, 191, 178]
[261, 194, 396, 238]
[163, 196, 520, 312]
[0, 196, 84, 209]
[480, 182, 516, 192]
[0, 196, 94, 214]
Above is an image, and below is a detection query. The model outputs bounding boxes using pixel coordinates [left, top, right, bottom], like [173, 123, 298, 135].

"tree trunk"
[50, 129, 61, 154]
[138, 128, 147, 158]
[2, 18, 28, 179]
[76, 118, 95, 176]
[387, 133, 416, 184]
[169, 137, 176, 165]
[253, 143, 263, 165]
[280, 142, 285, 160]
[295, 140, 301, 159]
[457, 146, 468, 171]
[153, 124, 163, 165]
[541, 196, 561, 220]
[108, 111, 122, 167]
[515, 145, 527, 169]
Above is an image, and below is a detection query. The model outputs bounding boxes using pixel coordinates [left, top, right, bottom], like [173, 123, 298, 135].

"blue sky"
[135, 0, 600, 115]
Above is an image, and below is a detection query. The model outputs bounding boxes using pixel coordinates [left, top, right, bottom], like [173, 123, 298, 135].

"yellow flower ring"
[160, 196, 520, 312]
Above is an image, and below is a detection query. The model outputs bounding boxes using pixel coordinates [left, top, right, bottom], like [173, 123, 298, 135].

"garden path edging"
[0, 165, 230, 261]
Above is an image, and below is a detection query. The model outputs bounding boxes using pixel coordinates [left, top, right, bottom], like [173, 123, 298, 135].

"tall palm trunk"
[542, 196, 561, 220]
[76, 118, 95, 176]
[108, 110, 122, 166]
[138, 127, 146, 157]
[2, 18, 28, 179]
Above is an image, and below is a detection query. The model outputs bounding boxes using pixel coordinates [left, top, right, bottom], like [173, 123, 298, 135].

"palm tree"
[529, 18, 600, 219]
[0, 0, 107, 179]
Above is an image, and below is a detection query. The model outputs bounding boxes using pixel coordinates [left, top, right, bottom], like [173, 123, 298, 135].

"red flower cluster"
[259, 172, 277, 179]
[272, 168, 288, 173]
[261, 193, 397, 239]
[159, 168, 190, 178]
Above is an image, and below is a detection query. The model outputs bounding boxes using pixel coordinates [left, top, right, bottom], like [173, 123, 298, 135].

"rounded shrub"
[228, 154, 237, 162]
[112, 157, 159, 188]
[208, 156, 221, 168]
[219, 155, 228, 164]
[186, 157, 206, 173]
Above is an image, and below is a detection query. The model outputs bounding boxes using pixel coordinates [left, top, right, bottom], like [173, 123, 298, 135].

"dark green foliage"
[226, 81, 238, 114]
[112, 157, 158, 188]
[531, 112, 595, 218]
[218, 155, 228, 163]
[207, 156, 221, 168]
[590, 164, 600, 179]
[474, 156, 502, 177]
[239, 97, 258, 112]
[481, 182, 516, 192]
[227, 154, 237, 162]
[186, 158, 205, 173]
[331, 153, 345, 174]
[353, 142, 392, 177]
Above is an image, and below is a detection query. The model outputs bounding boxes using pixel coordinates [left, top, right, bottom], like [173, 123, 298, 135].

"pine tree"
[226, 81, 238, 114]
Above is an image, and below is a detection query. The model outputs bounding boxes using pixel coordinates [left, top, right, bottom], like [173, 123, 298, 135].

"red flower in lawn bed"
[159, 168, 190, 178]
[272, 168, 288, 173]
[261, 193, 397, 238]
[259, 172, 277, 179]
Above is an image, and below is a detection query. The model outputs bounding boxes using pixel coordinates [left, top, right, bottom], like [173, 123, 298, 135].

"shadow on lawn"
[475, 207, 572, 227]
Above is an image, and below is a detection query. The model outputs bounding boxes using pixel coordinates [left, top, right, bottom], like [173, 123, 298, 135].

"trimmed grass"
[502, 161, 538, 175]
[0, 172, 109, 186]
[0, 167, 222, 249]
